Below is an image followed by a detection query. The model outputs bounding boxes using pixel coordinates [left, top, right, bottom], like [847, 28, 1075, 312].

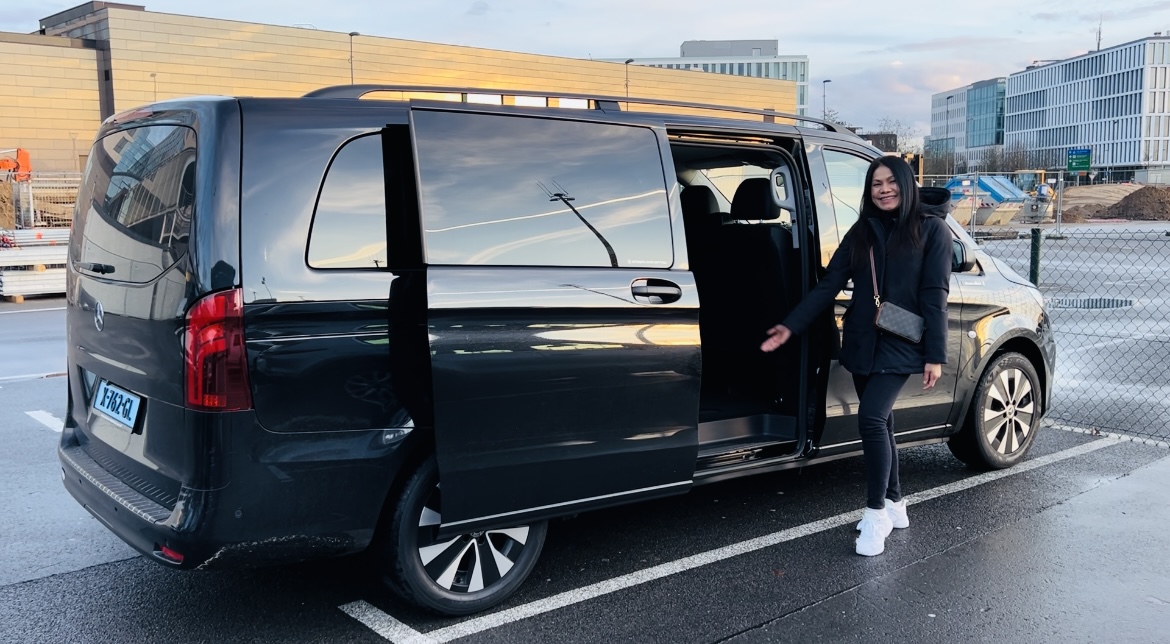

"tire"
[948, 352, 1042, 470]
[379, 456, 547, 616]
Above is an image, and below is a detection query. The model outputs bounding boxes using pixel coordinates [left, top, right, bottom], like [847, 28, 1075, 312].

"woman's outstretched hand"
[923, 363, 942, 389]
[760, 324, 792, 352]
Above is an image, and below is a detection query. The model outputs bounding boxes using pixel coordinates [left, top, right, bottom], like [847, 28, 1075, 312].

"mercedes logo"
[94, 301, 105, 332]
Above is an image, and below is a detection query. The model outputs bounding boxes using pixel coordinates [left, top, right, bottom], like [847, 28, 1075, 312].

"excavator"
[0, 148, 32, 182]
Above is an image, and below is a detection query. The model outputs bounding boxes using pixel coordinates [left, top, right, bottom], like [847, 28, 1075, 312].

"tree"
[1002, 141, 1030, 172]
[875, 117, 923, 154]
[822, 108, 851, 127]
[977, 146, 1004, 173]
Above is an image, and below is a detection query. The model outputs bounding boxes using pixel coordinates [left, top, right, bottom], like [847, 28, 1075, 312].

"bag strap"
[868, 247, 881, 307]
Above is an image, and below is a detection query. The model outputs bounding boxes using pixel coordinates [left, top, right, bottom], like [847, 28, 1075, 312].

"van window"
[308, 134, 388, 269]
[822, 150, 872, 235]
[73, 125, 196, 284]
[413, 111, 673, 268]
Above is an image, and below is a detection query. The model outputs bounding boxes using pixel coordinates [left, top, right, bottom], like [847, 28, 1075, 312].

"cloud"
[467, 1, 491, 16]
[866, 36, 1020, 55]
[1093, 3, 1170, 22]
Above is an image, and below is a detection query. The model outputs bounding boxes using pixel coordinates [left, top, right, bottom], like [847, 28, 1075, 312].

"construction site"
[1, 149, 74, 303]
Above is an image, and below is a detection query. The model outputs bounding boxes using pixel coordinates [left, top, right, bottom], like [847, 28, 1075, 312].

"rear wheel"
[948, 352, 1042, 470]
[380, 456, 547, 615]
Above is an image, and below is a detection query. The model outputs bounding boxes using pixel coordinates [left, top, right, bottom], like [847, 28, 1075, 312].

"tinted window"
[308, 134, 388, 269]
[73, 125, 195, 283]
[822, 150, 872, 236]
[413, 111, 673, 268]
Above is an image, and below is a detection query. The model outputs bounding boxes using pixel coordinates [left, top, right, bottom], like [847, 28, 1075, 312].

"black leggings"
[853, 373, 911, 510]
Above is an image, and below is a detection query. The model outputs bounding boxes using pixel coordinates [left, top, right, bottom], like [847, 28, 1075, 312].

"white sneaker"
[855, 507, 893, 557]
[885, 498, 909, 529]
[855, 499, 910, 530]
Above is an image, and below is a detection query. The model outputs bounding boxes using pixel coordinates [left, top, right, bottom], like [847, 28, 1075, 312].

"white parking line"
[25, 410, 64, 432]
[0, 307, 66, 315]
[341, 437, 1122, 643]
[0, 372, 66, 383]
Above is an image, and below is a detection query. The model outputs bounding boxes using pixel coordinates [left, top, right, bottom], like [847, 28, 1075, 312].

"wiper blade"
[75, 261, 116, 275]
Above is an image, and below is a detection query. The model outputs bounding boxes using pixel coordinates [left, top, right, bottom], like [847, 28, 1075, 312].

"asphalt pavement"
[0, 295, 66, 381]
[2, 287, 1168, 643]
[0, 368, 1166, 643]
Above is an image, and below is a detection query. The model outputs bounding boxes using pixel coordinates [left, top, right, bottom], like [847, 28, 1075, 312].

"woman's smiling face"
[871, 165, 900, 212]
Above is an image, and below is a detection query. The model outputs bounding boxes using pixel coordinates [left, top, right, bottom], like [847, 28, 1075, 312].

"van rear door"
[410, 105, 701, 533]
[63, 104, 240, 512]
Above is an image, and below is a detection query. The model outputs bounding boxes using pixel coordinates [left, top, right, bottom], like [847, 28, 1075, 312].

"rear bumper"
[59, 440, 216, 569]
[57, 419, 410, 569]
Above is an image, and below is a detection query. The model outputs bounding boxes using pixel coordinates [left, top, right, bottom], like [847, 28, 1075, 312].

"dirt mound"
[1061, 183, 1144, 208]
[1096, 186, 1170, 220]
[1060, 205, 1094, 223]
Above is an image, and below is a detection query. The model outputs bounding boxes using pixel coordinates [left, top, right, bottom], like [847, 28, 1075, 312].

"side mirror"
[769, 165, 798, 213]
[953, 238, 977, 273]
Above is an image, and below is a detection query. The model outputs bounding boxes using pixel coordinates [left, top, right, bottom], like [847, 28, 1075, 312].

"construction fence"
[976, 223, 1170, 444]
[0, 172, 78, 300]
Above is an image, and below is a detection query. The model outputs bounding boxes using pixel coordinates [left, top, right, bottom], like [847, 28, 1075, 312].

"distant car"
[60, 85, 1055, 616]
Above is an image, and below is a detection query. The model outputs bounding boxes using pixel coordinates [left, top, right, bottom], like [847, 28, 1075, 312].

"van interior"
[670, 136, 810, 471]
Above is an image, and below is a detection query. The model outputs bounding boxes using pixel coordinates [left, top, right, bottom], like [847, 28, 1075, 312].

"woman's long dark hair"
[849, 156, 925, 266]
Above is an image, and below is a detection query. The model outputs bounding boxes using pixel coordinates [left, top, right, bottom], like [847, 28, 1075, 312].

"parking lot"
[2, 366, 1168, 642]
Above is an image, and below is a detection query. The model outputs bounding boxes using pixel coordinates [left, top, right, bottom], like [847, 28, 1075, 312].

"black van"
[60, 85, 1054, 615]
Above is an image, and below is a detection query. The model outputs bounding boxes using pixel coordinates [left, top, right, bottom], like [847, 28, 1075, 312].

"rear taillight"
[184, 288, 252, 411]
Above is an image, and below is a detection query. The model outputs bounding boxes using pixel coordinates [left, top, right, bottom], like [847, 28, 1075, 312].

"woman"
[760, 156, 952, 557]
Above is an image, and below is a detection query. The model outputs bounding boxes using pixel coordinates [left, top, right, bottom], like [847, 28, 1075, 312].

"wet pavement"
[729, 452, 1170, 644]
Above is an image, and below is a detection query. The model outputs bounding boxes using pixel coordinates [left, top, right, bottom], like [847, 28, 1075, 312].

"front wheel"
[379, 456, 548, 616]
[948, 352, 1042, 470]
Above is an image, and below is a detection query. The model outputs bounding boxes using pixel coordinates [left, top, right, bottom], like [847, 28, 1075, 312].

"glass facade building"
[926, 79, 1007, 171]
[1005, 35, 1170, 177]
[967, 78, 1006, 149]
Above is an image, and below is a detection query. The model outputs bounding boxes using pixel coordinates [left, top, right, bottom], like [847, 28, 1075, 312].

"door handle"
[631, 278, 682, 304]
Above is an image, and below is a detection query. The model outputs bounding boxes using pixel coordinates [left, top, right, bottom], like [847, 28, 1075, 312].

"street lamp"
[624, 59, 634, 98]
[348, 32, 360, 85]
[149, 72, 157, 101]
[946, 95, 954, 176]
[822, 79, 831, 120]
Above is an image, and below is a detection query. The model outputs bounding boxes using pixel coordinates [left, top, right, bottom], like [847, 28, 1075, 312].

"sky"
[5, 0, 1170, 140]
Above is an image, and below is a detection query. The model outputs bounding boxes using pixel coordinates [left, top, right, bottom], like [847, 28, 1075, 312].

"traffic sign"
[1067, 147, 1092, 172]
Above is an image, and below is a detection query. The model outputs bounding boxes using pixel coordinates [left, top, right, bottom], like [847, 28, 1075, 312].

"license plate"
[93, 380, 141, 430]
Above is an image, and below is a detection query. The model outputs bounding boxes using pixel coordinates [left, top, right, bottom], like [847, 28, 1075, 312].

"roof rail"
[302, 84, 849, 134]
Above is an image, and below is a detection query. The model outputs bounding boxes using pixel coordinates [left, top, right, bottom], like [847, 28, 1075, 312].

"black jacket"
[783, 188, 952, 375]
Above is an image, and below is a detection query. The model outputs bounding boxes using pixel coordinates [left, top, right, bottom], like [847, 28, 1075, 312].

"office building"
[620, 40, 810, 116]
[1, 3, 798, 171]
[1005, 33, 1170, 181]
[924, 78, 1006, 171]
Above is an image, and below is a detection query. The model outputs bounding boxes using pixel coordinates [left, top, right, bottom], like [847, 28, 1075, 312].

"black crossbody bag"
[869, 247, 925, 343]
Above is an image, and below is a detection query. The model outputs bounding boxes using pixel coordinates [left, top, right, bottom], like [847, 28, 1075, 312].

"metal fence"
[0, 173, 78, 299]
[976, 223, 1170, 444]
[1, 172, 81, 230]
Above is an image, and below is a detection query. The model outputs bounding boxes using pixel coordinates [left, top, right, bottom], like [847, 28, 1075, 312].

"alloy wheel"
[982, 367, 1036, 455]
[415, 486, 534, 594]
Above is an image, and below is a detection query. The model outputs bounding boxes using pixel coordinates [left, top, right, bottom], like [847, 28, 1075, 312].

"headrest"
[729, 177, 779, 221]
[680, 185, 719, 217]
